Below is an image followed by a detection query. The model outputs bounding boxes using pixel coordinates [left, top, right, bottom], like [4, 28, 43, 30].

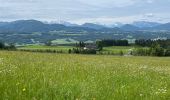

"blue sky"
[0, 0, 170, 24]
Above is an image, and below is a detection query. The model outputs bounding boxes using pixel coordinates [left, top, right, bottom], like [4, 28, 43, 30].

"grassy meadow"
[101, 46, 134, 54]
[0, 51, 170, 100]
[18, 45, 73, 53]
[18, 45, 136, 55]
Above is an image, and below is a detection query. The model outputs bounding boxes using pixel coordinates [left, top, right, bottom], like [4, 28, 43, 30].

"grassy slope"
[0, 51, 170, 100]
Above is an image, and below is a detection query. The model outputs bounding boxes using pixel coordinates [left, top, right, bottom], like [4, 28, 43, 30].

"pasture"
[0, 51, 170, 100]
[18, 45, 136, 55]
[101, 46, 134, 54]
[18, 45, 73, 53]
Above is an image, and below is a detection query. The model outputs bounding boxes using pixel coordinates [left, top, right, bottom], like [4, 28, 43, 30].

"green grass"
[101, 46, 134, 54]
[51, 38, 78, 45]
[18, 45, 73, 53]
[0, 51, 170, 100]
[51, 38, 94, 45]
[18, 45, 149, 55]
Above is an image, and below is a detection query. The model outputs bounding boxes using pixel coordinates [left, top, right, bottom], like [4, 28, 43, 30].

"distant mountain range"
[0, 20, 96, 33]
[132, 21, 161, 28]
[81, 23, 106, 30]
[120, 24, 140, 31]
[0, 20, 170, 32]
[72, 21, 170, 31]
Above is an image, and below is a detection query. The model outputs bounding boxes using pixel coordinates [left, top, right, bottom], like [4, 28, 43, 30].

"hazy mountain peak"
[132, 21, 161, 28]
[120, 24, 140, 31]
[81, 23, 106, 29]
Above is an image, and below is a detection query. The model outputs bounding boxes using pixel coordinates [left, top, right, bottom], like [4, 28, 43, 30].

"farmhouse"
[84, 44, 98, 50]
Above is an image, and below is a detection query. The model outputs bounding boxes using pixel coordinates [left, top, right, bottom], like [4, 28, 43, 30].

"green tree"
[68, 49, 72, 54]
[45, 41, 52, 46]
[0, 42, 5, 49]
[119, 50, 124, 56]
[96, 41, 103, 51]
[150, 43, 165, 56]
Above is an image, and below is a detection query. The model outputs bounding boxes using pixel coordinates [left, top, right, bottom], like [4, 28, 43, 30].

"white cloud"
[146, 0, 154, 3]
[144, 13, 154, 18]
[0, 0, 170, 24]
[76, 0, 136, 8]
[70, 13, 170, 24]
[70, 15, 141, 25]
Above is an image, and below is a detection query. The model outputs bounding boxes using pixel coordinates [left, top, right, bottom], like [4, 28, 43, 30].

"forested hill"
[0, 20, 97, 33]
[1, 20, 170, 33]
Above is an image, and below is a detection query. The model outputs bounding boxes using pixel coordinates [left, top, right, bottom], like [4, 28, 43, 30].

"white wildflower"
[155, 87, 167, 95]
[140, 94, 143, 96]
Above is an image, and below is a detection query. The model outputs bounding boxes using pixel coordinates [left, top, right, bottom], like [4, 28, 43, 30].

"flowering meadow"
[0, 51, 170, 100]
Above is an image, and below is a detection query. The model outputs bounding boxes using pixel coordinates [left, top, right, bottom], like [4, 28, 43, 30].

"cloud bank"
[0, 0, 170, 24]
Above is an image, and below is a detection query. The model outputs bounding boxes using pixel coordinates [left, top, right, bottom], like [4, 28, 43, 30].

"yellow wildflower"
[22, 88, 26, 92]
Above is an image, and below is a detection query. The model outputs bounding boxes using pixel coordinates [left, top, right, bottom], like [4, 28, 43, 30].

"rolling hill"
[120, 24, 140, 31]
[0, 20, 96, 33]
[0, 20, 170, 32]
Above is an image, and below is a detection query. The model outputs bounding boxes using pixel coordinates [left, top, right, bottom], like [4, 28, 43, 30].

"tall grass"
[0, 51, 170, 100]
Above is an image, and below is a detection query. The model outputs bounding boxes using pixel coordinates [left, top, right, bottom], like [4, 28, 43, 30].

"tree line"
[96, 39, 129, 47]
[68, 41, 98, 54]
[0, 42, 16, 50]
[133, 39, 170, 56]
[135, 39, 170, 49]
[1, 39, 170, 56]
[68, 40, 129, 54]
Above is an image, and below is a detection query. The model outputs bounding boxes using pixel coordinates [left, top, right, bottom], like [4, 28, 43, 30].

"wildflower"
[155, 87, 167, 95]
[0, 58, 4, 60]
[139, 94, 143, 97]
[22, 88, 26, 92]
[92, 98, 96, 100]
[16, 82, 20, 86]
[0, 58, 4, 63]
[155, 92, 159, 94]
[121, 85, 125, 88]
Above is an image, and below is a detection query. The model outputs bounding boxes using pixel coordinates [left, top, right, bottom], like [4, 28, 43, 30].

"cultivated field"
[0, 51, 170, 100]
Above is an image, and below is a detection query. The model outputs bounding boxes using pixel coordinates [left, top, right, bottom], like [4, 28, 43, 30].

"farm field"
[51, 38, 79, 45]
[50, 38, 93, 45]
[18, 45, 137, 54]
[0, 51, 170, 100]
[18, 45, 73, 53]
[101, 46, 134, 54]
[18, 45, 73, 50]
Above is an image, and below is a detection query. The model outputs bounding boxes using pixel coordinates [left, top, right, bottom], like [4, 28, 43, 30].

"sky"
[0, 0, 170, 25]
